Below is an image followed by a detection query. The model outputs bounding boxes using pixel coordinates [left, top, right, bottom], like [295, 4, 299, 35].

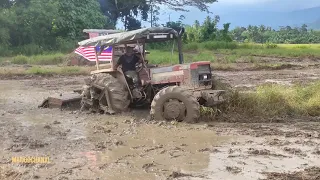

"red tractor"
[41, 27, 225, 123]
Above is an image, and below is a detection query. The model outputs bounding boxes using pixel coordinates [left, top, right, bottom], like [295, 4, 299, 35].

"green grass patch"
[148, 50, 179, 65]
[201, 41, 238, 50]
[211, 63, 236, 71]
[10, 53, 67, 65]
[215, 48, 320, 58]
[277, 44, 320, 49]
[251, 63, 300, 70]
[0, 66, 94, 77]
[226, 81, 320, 117]
[28, 53, 66, 65]
[26, 66, 86, 75]
[12, 55, 29, 64]
[193, 52, 215, 62]
[184, 42, 199, 51]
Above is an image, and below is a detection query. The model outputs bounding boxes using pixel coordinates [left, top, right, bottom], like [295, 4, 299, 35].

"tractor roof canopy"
[78, 27, 179, 47]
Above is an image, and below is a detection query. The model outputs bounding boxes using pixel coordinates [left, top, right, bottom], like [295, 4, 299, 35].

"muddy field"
[1, 59, 320, 180]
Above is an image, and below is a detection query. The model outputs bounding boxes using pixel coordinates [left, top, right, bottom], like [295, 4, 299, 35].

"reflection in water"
[81, 123, 231, 179]
[205, 138, 320, 180]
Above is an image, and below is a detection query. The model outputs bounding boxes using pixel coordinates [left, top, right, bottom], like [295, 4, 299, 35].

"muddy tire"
[92, 73, 130, 112]
[150, 86, 200, 123]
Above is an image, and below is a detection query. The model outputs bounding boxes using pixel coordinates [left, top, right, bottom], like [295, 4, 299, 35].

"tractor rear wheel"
[92, 73, 130, 112]
[150, 86, 200, 123]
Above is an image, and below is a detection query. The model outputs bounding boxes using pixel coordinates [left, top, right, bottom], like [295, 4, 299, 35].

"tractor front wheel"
[150, 86, 200, 123]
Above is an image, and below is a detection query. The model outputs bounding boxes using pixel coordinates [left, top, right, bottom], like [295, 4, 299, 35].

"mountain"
[309, 19, 320, 29]
[217, 6, 320, 29]
[149, 4, 320, 30]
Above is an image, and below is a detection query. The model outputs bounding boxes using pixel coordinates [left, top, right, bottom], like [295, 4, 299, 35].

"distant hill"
[216, 6, 320, 29]
[157, 6, 320, 30]
[309, 19, 320, 30]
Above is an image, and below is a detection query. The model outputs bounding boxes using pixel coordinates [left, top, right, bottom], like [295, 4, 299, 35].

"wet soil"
[213, 56, 320, 91]
[215, 68, 320, 91]
[0, 75, 319, 180]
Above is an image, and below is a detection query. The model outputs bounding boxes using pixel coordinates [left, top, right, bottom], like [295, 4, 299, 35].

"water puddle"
[79, 123, 232, 179]
[204, 136, 320, 180]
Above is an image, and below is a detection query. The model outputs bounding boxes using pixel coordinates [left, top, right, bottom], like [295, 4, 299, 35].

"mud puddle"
[205, 136, 320, 180]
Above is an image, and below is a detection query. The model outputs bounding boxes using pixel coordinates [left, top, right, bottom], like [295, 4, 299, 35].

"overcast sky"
[118, 0, 320, 29]
[155, 0, 320, 24]
[211, 0, 320, 11]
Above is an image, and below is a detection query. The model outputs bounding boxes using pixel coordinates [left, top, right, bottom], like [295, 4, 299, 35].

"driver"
[114, 46, 142, 88]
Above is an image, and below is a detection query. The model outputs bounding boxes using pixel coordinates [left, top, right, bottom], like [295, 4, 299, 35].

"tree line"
[0, 0, 216, 56]
[0, 0, 319, 56]
[164, 17, 320, 44]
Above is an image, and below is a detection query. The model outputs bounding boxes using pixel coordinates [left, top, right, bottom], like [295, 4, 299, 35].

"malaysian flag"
[75, 46, 112, 62]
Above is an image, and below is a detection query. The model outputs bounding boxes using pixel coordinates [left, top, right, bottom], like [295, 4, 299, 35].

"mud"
[262, 167, 320, 180]
[215, 68, 320, 91]
[1, 58, 320, 179]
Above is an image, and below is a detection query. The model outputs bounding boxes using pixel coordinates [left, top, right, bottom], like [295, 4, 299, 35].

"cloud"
[216, 0, 320, 8]
[217, 0, 271, 5]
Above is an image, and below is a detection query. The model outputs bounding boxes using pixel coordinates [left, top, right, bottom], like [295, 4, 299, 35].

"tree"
[218, 23, 232, 42]
[149, 4, 160, 27]
[231, 27, 246, 42]
[55, 0, 109, 39]
[99, 0, 218, 28]
[153, 0, 217, 12]
[301, 24, 308, 32]
[0, 0, 31, 8]
[125, 16, 142, 30]
[0, 9, 13, 46]
[0, 0, 114, 55]
[99, 0, 150, 27]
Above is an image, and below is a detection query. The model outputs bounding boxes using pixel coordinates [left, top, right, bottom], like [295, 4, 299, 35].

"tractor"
[40, 27, 225, 123]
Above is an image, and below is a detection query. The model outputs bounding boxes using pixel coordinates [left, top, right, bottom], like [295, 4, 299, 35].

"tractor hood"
[78, 27, 179, 47]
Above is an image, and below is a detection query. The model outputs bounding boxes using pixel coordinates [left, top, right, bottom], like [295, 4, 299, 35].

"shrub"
[184, 42, 199, 51]
[265, 42, 278, 49]
[226, 81, 320, 117]
[12, 55, 29, 64]
[13, 44, 44, 56]
[29, 53, 66, 65]
[27, 66, 51, 75]
[0, 45, 12, 56]
[55, 37, 77, 53]
[201, 41, 238, 50]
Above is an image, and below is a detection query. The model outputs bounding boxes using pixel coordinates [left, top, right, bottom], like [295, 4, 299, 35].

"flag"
[74, 46, 112, 62]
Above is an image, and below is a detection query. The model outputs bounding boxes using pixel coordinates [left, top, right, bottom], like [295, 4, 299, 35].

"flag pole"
[94, 46, 100, 70]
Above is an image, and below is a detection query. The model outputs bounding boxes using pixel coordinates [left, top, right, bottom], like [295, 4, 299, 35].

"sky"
[211, 0, 320, 11]
[117, 0, 320, 29]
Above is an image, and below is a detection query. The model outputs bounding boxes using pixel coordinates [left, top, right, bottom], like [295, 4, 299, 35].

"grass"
[27, 66, 90, 75]
[216, 48, 320, 58]
[29, 53, 66, 65]
[0, 66, 93, 76]
[2, 42, 319, 66]
[251, 63, 300, 70]
[147, 42, 320, 65]
[147, 50, 179, 65]
[9, 53, 67, 65]
[225, 81, 320, 117]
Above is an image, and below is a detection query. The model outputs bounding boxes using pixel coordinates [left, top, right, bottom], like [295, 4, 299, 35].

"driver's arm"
[114, 56, 123, 70]
[136, 54, 143, 63]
